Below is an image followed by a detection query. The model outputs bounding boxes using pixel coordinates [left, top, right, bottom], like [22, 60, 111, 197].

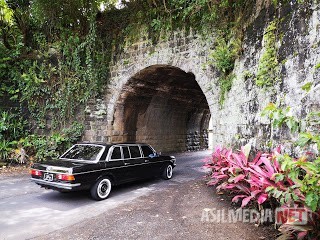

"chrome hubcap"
[167, 165, 173, 178]
[98, 179, 111, 198]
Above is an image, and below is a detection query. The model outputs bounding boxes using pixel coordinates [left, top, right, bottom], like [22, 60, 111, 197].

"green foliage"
[256, 20, 280, 87]
[276, 154, 320, 211]
[260, 102, 320, 238]
[0, 0, 256, 132]
[0, 108, 83, 162]
[209, 36, 240, 74]
[21, 122, 84, 162]
[208, 33, 241, 105]
[0, 0, 271, 162]
[315, 62, 320, 69]
[262, 103, 320, 211]
[0, 139, 13, 160]
[218, 74, 235, 106]
[0, 0, 14, 25]
[296, 132, 320, 150]
[29, 0, 117, 37]
[0, 111, 27, 142]
[301, 82, 312, 92]
[0, 110, 28, 161]
[261, 103, 300, 133]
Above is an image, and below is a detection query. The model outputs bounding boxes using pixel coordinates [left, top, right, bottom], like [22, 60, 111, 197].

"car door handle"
[124, 162, 130, 166]
[145, 159, 149, 163]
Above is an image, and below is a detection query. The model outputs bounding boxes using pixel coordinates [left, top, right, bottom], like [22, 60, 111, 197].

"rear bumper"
[30, 178, 81, 190]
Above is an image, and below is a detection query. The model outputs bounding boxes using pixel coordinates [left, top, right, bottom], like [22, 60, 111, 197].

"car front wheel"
[90, 177, 112, 200]
[162, 164, 173, 180]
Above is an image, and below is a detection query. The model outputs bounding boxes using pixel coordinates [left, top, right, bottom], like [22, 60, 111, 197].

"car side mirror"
[148, 152, 161, 158]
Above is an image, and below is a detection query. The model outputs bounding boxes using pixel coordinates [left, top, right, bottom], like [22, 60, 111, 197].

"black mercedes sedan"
[30, 143, 176, 200]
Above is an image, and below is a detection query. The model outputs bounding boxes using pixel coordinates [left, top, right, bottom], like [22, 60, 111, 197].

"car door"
[105, 146, 128, 184]
[141, 145, 163, 176]
[123, 145, 146, 180]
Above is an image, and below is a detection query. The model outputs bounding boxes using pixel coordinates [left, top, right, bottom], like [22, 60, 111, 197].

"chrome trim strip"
[30, 178, 81, 190]
[45, 166, 72, 174]
[72, 160, 174, 176]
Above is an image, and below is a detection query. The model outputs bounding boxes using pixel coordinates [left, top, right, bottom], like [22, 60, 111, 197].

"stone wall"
[83, 1, 320, 153]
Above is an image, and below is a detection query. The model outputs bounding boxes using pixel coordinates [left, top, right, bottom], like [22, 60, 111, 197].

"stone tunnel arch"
[109, 64, 211, 152]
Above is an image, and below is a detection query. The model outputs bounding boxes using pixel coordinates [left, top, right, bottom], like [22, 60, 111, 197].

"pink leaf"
[241, 196, 254, 207]
[232, 195, 247, 203]
[247, 175, 262, 187]
[297, 231, 308, 240]
[224, 184, 237, 189]
[232, 174, 246, 183]
[274, 146, 281, 155]
[252, 151, 262, 164]
[207, 179, 219, 186]
[232, 153, 245, 167]
[251, 190, 263, 197]
[257, 193, 268, 204]
[260, 156, 275, 175]
[235, 183, 251, 194]
[273, 158, 281, 171]
[249, 165, 271, 178]
[215, 174, 229, 179]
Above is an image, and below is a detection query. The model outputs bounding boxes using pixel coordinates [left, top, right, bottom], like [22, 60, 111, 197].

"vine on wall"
[0, 0, 317, 163]
[256, 19, 280, 88]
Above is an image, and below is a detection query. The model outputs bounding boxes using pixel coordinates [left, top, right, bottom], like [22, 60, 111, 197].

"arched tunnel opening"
[111, 65, 211, 152]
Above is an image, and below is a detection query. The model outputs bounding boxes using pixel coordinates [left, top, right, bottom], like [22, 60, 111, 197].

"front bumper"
[30, 178, 81, 190]
[171, 157, 177, 167]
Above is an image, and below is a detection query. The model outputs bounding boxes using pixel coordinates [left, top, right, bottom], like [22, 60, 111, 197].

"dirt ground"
[32, 178, 279, 240]
[1, 155, 279, 240]
[0, 164, 30, 178]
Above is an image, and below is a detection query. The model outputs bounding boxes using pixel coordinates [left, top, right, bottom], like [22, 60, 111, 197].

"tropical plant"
[204, 143, 320, 239]
[0, 139, 13, 161]
[20, 122, 84, 162]
[204, 144, 286, 208]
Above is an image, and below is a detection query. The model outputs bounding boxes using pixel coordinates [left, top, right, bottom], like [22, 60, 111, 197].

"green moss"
[123, 59, 130, 65]
[209, 36, 241, 74]
[208, 31, 242, 106]
[242, 70, 254, 79]
[218, 73, 235, 106]
[302, 82, 312, 92]
[256, 20, 280, 88]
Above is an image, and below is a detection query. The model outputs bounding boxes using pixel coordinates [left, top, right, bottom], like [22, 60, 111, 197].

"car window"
[141, 145, 154, 157]
[122, 146, 130, 159]
[60, 145, 104, 161]
[111, 147, 122, 160]
[129, 146, 141, 158]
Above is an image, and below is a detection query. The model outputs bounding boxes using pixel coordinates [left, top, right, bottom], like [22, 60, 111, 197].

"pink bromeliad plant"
[204, 144, 293, 208]
[204, 144, 320, 240]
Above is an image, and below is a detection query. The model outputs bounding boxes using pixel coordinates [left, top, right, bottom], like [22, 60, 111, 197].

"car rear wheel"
[162, 164, 173, 180]
[90, 177, 112, 200]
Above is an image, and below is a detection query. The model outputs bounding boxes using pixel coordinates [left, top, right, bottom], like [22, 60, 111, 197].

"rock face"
[83, 1, 320, 153]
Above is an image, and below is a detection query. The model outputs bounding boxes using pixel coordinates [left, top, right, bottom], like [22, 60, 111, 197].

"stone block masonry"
[83, 1, 320, 153]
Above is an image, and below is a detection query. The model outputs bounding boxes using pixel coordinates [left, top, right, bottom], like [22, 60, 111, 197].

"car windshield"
[60, 144, 104, 161]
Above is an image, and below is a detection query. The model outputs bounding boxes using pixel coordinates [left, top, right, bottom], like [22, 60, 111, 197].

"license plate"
[43, 173, 54, 181]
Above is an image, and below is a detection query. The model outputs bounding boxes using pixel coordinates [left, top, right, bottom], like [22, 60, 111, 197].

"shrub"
[204, 144, 320, 239]
[21, 122, 84, 162]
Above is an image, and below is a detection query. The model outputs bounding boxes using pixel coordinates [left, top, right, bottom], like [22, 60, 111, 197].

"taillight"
[30, 169, 42, 176]
[56, 174, 75, 181]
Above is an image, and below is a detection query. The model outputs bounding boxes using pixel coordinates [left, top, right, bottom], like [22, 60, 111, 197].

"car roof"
[77, 142, 148, 147]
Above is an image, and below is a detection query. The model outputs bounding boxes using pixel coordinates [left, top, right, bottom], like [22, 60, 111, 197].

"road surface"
[0, 150, 276, 240]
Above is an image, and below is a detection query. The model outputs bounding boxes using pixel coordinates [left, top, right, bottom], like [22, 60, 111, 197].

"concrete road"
[0, 151, 212, 240]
